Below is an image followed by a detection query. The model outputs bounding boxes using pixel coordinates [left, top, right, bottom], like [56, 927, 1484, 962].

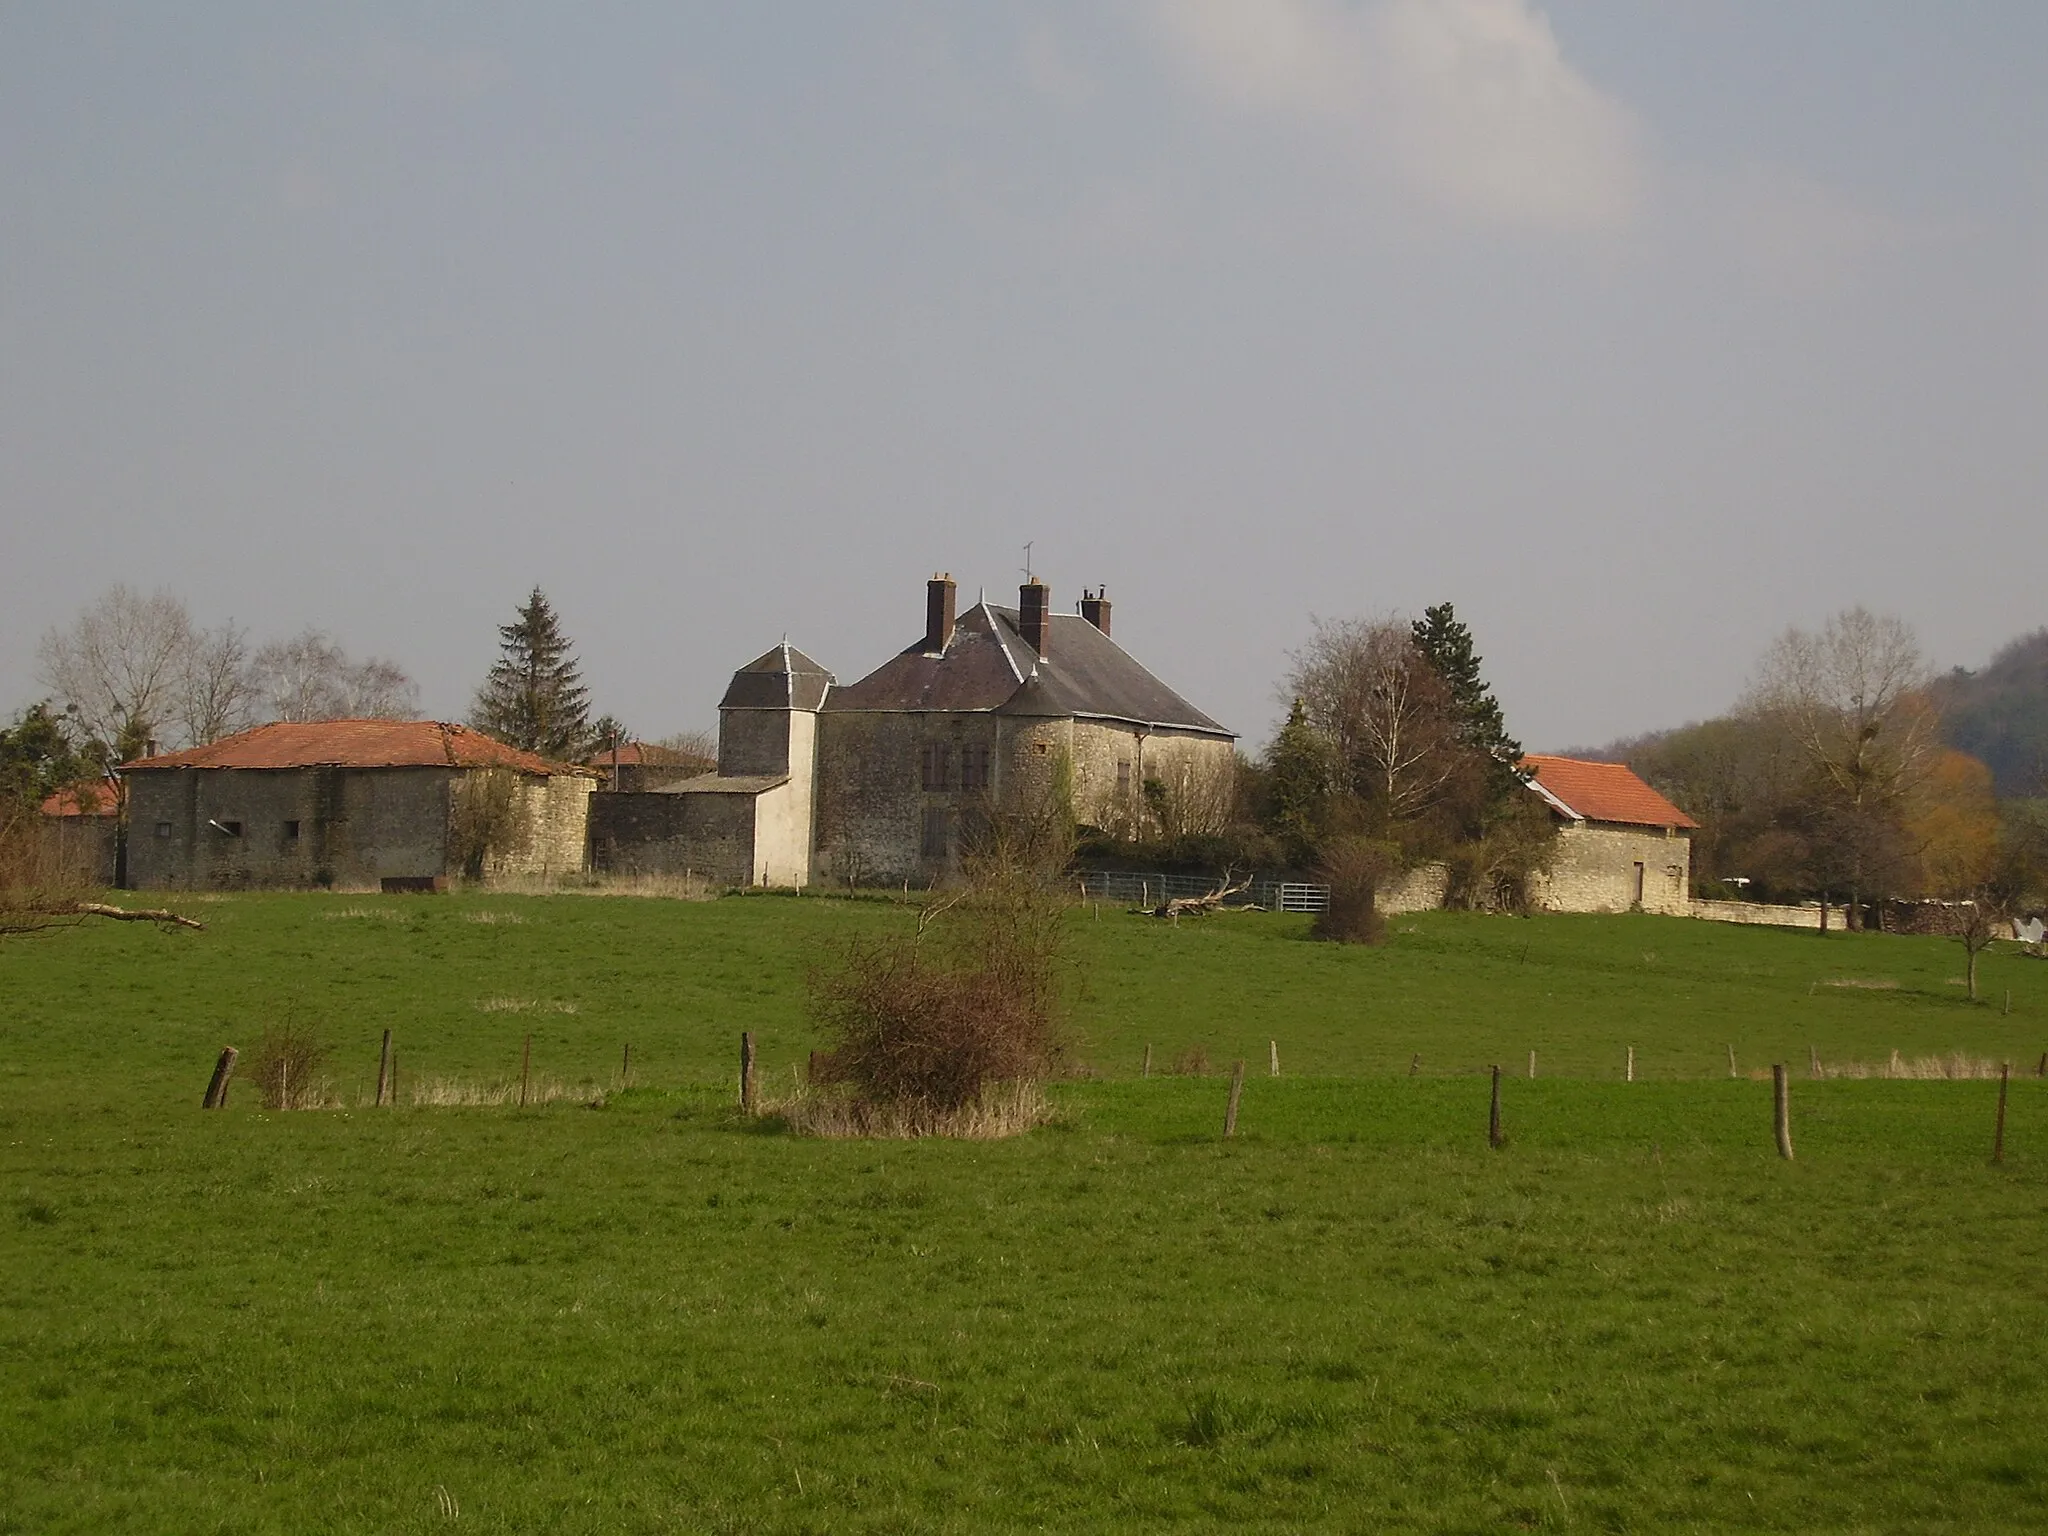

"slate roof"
[1521, 754, 1698, 830]
[123, 721, 597, 777]
[719, 643, 834, 712]
[655, 773, 790, 796]
[824, 602, 1232, 737]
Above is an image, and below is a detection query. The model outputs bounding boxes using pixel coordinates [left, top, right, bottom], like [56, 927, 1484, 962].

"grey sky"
[4, 3, 2043, 754]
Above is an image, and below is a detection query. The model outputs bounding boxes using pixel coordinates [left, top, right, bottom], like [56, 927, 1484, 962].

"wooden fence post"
[741, 1031, 758, 1113]
[1773, 1064, 1794, 1161]
[1269, 1040, 1280, 1078]
[375, 1029, 393, 1107]
[621, 1041, 631, 1087]
[1626, 1045, 1635, 1083]
[1809, 1044, 1823, 1080]
[2037, 1052, 2046, 1079]
[1488, 1065, 1503, 1149]
[280, 1057, 290, 1113]
[1994, 1061, 2011, 1165]
[202, 1047, 238, 1109]
[1528, 1050, 1536, 1080]
[1223, 1059, 1245, 1139]
[1409, 1052, 1420, 1077]
[1726, 1044, 1737, 1080]
[1142, 1044, 1152, 1079]
[519, 1033, 532, 1109]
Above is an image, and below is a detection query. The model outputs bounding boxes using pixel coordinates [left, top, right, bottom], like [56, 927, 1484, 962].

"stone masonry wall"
[1528, 822, 1691, 915]
[588, 790, 755, 886]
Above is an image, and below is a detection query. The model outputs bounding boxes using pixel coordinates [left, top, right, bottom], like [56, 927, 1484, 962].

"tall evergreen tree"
[1411, 604, 1521, 767]
[472, 587, 592, 760]
[1263, 698, 1334, 864]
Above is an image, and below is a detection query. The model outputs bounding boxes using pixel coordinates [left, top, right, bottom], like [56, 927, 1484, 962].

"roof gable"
[719, 642, 834, 711]
[1521, 754, 1697, 829]
[123, 721, 595, 777]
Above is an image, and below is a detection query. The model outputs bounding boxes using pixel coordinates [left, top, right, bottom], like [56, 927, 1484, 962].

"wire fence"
[1074, 870, 1330, 913]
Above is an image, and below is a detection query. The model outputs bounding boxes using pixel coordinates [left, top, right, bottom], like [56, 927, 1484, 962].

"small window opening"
[959, 744, 991, 791]
[213, 819, 242, 838]
[1030, 741, 1050, 757]
[154, 821, 172, 839]
[284, 820, 301, 841]
[1116, 759, 1132, 792]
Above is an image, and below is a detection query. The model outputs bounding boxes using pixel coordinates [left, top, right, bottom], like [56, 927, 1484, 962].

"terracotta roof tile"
[1521, 755, 1698, 829]
[40, 780, 120, 817]
[123, 721, 596, 777]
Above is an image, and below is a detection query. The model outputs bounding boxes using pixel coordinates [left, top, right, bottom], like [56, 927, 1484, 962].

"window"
[1030, 741, 1050, 757]
[213, 820, 242, 838]
[959, 744, 991, 791]
[283, 820, 301, 841]
[154, 822, 172, 839]
[919, 742, 952, 791]
[920, 807, 950, 859]
[1116, 760, 1132, 792]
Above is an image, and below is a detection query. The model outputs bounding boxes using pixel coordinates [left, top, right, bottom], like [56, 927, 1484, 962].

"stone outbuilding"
[123, 720, 596, 890]
[1520, 754, 1696, 915]
[590, 576, 1238, 887]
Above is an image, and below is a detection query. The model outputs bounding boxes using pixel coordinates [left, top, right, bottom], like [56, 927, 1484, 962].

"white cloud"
[1146, 0, 1643, 234]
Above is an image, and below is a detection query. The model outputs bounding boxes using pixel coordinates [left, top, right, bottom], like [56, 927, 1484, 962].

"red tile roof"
[122, 721, 596, 777]
[40, 780, 120, 817]
[1521, 754, 1698, 830]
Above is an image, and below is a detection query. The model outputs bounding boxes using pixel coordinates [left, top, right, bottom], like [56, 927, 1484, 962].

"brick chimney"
[1019, 579, 1050, 659]
[1079, 587, 1111, 637]
[925, 573, 956, 653]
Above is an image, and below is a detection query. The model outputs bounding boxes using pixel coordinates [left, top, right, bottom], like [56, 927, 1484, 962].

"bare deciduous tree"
[1744, 607, 1937, 810]
[251, 629, 419, 722]
[178, 622, 260, 747]
[1288, 617, 1460, 823]
[37, 585, 195, 754]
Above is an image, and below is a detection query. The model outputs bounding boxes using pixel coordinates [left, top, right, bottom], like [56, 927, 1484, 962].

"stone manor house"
[588, 576, 1240, 886]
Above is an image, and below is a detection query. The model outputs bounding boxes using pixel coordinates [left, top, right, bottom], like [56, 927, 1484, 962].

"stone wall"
[1690, 898, 1843, 931]
[1067, 721, 1234, 841]
[127, 765, 590, 889]
[589, 789, 755, 886]
[38, 816, 119, 888]
[1528, 822, 1691, 915]
[1381, 861, 1451, 914]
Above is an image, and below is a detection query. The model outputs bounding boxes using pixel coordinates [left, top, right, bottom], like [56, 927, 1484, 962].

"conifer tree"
[1264, 698, 1334, 864]
[472, 587, 592, 760]
[1411, 604, 1521, 767]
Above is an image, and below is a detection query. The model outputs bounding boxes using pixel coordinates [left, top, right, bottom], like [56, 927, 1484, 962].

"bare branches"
[37, 584, 194, 751]
[252, 629, 420, 722]
[1288, 616, 1461, 821]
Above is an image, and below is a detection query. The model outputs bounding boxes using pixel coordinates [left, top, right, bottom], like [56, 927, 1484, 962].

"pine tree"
[1411, 604, 1521, 766]
[472, 588, 592, 760]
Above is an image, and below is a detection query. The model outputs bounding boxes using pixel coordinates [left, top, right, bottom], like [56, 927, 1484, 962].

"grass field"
[5, 893, 2048, 1532]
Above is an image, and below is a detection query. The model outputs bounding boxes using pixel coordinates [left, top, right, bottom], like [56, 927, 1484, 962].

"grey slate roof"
[718, 642, 834, 711]
[655, 772, 790, 796]
[823, 602, 1231, 737]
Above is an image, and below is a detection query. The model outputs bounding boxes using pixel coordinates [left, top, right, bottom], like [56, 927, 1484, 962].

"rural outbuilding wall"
[1529, 822, 1690, 915]
[1690, 898, 1842, 932]
[589, 789, 756, 887]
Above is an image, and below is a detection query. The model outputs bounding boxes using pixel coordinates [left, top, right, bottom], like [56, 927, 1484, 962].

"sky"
[4, 2, 2045, 754]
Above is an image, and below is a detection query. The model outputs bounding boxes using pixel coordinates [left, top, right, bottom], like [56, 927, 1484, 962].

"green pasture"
[4, 893, 2048, 1532]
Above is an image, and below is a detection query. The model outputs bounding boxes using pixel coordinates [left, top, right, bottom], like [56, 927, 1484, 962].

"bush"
[248, 1020, 331, 1110]
[807, 858, 1066, 1124]
[1312, 838, 1397, 945]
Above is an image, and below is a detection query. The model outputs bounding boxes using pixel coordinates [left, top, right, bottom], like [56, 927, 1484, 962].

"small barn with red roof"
[1520, 754, 1697, 915]
[122, 720, 597, 890]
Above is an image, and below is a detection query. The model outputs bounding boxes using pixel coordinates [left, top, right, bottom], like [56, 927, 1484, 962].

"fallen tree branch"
[2, 900, 206, 934]
[1136, 871, 1255, 919]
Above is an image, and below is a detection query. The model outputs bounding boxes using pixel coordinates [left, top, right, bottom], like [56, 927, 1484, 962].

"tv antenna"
[1021, 541, 1035, 582]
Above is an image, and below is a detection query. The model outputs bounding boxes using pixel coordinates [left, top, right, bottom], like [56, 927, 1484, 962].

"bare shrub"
[403, 1075, 604, 1108]
[1313, 837, 1397, 944]
[1170, 1045, 1213, 1077]
[248, 1021, 332, 1110]
[806, 845, 1066, 1128]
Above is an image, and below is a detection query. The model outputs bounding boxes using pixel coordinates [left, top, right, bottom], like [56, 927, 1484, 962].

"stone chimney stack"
[1019, 579, 1050, 660]
[925, 573, 957, 653]
[1079, 587, 1111, 637]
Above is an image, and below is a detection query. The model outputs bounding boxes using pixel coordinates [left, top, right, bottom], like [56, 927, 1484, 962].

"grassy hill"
[4, 893, 2047, 1532]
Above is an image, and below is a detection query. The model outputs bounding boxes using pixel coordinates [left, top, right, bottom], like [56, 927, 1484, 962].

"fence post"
[1142, 1044, 1152, 1079]
[1269, 1040, 1280, 1078]
[375, 1029, 393, 1107]
[1726, 1044, 1737, 1080]
[1223, 1059, 1245, 1138]
[2038, 1052, 2046, 1079]
[1488, 1065, 1503, 1149]
[202, 1047, 238, 1109]
[1528, 1050, 1536, 1080]
[741, 1031, 758, 1113]
[621, 1041, 631, 1087]
[1626, 1045, 1635, 1083]
[1409, 1052, 1420, 1077]
[1994, 1061, 2011, 1165]
[1773, 1064, 1794, 1161]
[519, 1033, 532, 1108]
